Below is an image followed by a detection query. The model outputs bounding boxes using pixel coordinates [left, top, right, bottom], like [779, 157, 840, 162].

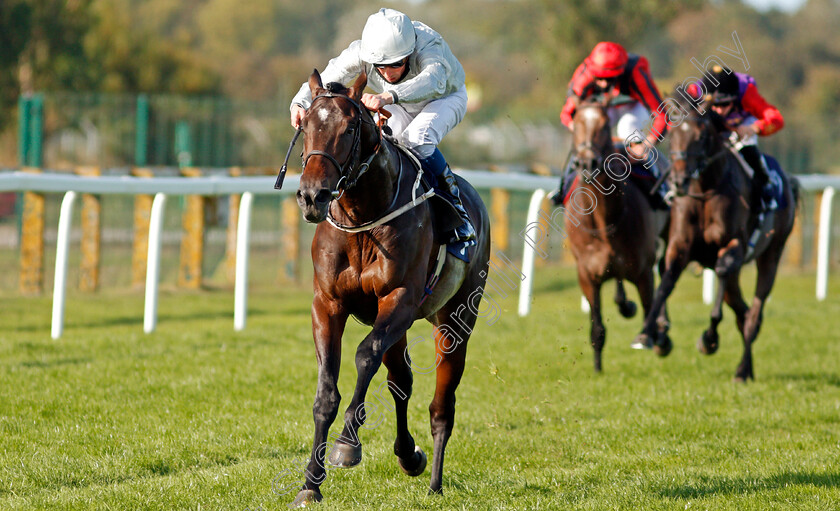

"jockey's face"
[374, 58, 409, 84]
[711, 102, 734, 117]
[594, 78, 617, 92]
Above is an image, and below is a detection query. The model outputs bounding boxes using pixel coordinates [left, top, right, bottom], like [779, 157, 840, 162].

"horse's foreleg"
[614, 279, 637, 318]
[291, 294, 347, 507]
[698, 273, 727, 355]
[736, 248, 783, 381]
[382, 335, 426, 477]
[634, 246, 687, 355]
[655, 252, 671, 334]
[578, 269, 605, 372]
[633, 267, 655, 331]
[333, 291, 416, 467]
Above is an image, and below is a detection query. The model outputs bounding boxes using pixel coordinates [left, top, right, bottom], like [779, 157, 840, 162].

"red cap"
[585, 42, 628, 78]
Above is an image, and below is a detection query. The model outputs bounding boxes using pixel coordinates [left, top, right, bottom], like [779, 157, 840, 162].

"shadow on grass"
[659, 471, 840, 499]
[771, 372, 840, 388]
[19, 356, 93, 368]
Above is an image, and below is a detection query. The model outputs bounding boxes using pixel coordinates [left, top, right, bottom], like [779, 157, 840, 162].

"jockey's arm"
[741, 83, 784, 136]
[628, 57, 668, 143]
[560, 95, 577, 131]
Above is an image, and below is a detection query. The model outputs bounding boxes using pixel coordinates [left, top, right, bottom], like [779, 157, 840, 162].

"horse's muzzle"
[296, 186, 332, 223]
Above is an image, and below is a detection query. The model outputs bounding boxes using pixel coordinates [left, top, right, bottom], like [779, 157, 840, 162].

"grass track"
[1, 265, 839, 510]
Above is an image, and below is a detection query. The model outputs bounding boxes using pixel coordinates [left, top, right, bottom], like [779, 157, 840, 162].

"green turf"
[1, 264, 838, 510]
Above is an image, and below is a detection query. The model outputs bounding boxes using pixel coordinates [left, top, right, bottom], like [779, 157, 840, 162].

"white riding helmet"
[360, 8, 416, 65]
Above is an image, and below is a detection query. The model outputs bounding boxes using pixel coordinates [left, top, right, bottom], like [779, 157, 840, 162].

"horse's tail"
[790, 175, 802, 211]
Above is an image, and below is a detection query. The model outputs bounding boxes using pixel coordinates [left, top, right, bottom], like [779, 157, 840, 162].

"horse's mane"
[670, 84, 697, 112]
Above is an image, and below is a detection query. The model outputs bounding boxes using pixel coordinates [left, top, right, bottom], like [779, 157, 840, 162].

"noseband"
[669, 117, 729, 197]
[302, 90, 381, 199]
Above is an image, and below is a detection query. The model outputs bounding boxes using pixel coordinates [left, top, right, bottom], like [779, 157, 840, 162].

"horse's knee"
[429, 400, 455, 437]
[313, 387, 341, 423]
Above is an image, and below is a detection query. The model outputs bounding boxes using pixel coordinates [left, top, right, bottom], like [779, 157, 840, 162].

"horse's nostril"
[314, 189, 332, 205]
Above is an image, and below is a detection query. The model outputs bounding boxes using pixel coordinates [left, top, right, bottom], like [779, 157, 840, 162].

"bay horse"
[564, 99, 669, 372]
[289, 70, 490, 506]
[633, 89, 798, 381]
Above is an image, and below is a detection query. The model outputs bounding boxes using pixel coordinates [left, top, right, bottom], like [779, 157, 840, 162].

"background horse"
[634, 89, 799, 381]
[564, 99, 668, 372]
[290, 70, 490, 506]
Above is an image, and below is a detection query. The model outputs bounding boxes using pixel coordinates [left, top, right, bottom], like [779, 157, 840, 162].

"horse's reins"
[274, 89, 382, 194]
[669, 116, 738, 201]
[276, 89, 435, 233]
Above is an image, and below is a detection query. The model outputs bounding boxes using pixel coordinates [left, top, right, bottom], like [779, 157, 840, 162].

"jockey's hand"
[644, 134, 660, 147]
[736, 123, 759, 140]
[361, 92, 394, 111]
[291, 104, 306, 129]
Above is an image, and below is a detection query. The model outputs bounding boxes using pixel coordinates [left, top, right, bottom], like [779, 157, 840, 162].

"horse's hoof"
[327, 441, 362, 468]
[653, 332, 673, 357]
[697, 330, 719, 355]
[618, 300, 637, 318]
[398, 445, 427, 477]
[630, 333, 653, 350]
[733, 376, 749, 384]
[290, 489, 323, 507]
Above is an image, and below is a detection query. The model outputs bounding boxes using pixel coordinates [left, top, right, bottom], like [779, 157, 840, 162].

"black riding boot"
[550, 154, 577, 206]
[739, 145, 773, 213]
[420, 149, 476, 244]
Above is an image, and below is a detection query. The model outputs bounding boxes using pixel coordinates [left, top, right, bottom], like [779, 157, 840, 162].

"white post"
[703, 268, 716, 305]
[234, 192, 253, 331]
[817, 186, 835, 301]
[581, 295, 590, 313]
[51, 191, 77, 340]
[144, 193, 167, 333]
[518, 189, 546, 317]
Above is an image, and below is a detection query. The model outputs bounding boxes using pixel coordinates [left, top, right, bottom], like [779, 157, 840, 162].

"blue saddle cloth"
[763, 154, 788, 210]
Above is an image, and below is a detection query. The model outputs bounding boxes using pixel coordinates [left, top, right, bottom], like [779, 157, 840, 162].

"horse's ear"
[348, 71, 368, 101]
[308, 69, 324, 96]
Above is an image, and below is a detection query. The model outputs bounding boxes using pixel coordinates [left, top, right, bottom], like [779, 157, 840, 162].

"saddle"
[386, 137, 466, 244]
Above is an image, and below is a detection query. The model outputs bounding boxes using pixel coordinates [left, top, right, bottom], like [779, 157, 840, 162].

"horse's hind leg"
[736, 246, 783, 381]
[382, 335, 427, 476]
[427, 305, 475, 495]
[614, 280, 637, 318]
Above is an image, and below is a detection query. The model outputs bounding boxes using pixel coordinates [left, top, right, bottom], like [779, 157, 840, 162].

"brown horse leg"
[291, 294, 348, 507]
[614, 280, 637, 318]
[655, 253, 671, 334]
[736, 248, 783, 381]
[715, 239, 744, 278]
[577, 269, 606, 372]
[382, 335, 427, 477]
[698, 273, 727, 355]
[722, 271, 749, 337]
[330, 292, 417, 470]
[427, 302, 475, 495]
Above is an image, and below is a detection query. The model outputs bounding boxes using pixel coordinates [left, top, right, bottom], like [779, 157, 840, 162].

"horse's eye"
[346, 128, 355, 136]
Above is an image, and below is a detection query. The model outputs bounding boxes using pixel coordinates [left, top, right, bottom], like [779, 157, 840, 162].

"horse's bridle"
[301, 89, 382, 200]
[668, 116, 729, 199]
